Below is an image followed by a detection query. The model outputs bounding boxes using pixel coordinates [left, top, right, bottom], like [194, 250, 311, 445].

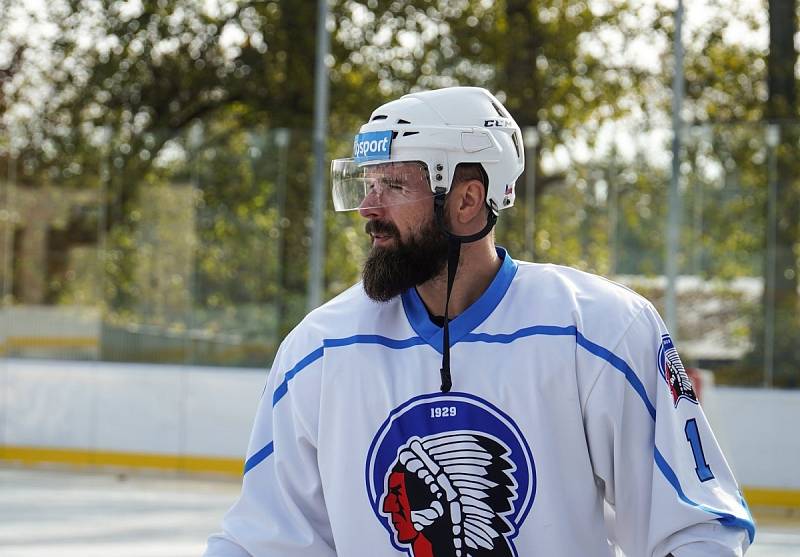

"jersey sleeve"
[582, 302, 755, 556]
[204, 338, 336, 557]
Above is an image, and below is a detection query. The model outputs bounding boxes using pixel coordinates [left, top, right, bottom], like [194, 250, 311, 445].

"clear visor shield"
[331, 159, 435, 211]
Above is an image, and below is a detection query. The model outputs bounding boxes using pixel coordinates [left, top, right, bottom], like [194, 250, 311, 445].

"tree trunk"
[764, 0, 800, 387]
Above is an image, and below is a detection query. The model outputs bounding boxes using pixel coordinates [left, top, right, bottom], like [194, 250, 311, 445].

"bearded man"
[205, 87, 754, 557]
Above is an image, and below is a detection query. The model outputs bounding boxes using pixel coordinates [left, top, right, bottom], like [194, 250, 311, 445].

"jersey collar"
[401, 246, 518, 354]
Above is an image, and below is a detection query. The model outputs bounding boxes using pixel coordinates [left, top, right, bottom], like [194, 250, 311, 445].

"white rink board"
[1, 358, 799, 491]
[704, 386, 800, 490]
[0, 358, 265, 459]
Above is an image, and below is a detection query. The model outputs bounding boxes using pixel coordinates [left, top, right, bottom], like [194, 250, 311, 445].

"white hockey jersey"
[206, 248, 754, 557]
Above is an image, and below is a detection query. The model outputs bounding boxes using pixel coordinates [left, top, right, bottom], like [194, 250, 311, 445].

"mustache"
[365, 220, 400, 237]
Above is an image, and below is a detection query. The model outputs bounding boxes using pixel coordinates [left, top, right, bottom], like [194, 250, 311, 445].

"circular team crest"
[365, 392, 535, 557]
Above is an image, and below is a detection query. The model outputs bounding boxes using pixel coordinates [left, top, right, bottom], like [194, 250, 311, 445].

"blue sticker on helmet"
[353, 130, 393, 163]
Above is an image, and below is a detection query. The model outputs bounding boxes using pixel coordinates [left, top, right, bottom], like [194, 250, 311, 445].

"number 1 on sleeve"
[684, 418, 714, 482]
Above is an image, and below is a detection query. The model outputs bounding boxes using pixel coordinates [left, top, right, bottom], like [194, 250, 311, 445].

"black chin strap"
[434, 192, 497, 392]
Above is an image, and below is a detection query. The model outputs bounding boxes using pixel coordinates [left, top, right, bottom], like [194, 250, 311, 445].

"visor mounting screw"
[436, 164, 444, 171]
[435, 174, 443, 181]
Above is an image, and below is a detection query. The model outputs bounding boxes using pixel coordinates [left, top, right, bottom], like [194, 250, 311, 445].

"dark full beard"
[362, 218, 449, 302]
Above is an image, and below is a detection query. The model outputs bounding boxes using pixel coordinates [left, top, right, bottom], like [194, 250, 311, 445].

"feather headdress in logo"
[394, 432, 517, 556]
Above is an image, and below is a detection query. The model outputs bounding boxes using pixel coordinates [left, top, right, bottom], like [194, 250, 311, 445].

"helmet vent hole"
[402, 131, 419, 137]
[371, 114, 388, 121]
[397, 118, 411, 124]
[511, 131, 521, 158]
[490, 101, 505, 117]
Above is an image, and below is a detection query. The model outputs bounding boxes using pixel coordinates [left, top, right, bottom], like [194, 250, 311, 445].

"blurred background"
[0, 0, 798, 555]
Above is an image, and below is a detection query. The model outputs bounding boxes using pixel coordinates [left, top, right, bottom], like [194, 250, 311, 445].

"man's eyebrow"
[379, 176, 404, 186]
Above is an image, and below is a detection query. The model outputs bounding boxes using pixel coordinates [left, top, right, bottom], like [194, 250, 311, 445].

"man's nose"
[382, 494, 398, 513]
[358, 193, 385, 219]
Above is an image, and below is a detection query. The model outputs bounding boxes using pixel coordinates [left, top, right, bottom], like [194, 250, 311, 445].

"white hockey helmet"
[331, 87, 525, 214]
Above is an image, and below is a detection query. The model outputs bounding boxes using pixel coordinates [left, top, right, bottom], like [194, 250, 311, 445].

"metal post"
[274, 128, 290, 339]
[665, 0, 685, 335]
[98, 127, 111, 317]
[307, 0, 331, 311]
[764, 124, 779, 388]
[1, 154, 15, 305]
[186, 121, 204, 365]
[608, 155, 618, 276]
[523, 128, 539, 261]
[692, 175, 703, 275]
[0, 151, 16, 454]
[691, 127, 709, 276]
[274, 129, 290, 243]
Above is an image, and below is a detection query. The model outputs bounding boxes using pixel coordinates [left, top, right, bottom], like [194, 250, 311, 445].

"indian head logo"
[658, 333, 698, 407]
[365, 393, 535, 557]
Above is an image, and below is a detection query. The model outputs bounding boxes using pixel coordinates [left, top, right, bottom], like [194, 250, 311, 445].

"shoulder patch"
[658, 334, 698, 407]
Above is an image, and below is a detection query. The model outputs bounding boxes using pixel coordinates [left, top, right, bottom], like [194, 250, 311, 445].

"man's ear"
[451, 179, 487, 225]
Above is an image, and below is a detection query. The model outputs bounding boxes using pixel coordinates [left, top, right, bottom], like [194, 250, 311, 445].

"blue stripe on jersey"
[655, 448, 756, 542]
[272, 336, 426, 407]
[244, 335, 426, 474]
[575, 331, 657, 420]
[324, 334, 427, 350]
[244, 441, 273, 474]
[271, 347, 324, 406]
[462, 326, 656, 420]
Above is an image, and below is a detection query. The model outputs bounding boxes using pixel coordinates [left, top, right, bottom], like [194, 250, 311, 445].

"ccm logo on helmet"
[484, 118, 511, 127]
[353, 130, 393, 163]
